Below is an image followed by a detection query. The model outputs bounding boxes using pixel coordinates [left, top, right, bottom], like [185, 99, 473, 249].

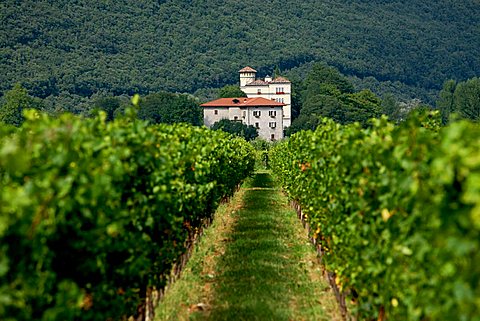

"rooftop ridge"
[201, 97, 285, 107]
[239, 66, 257, 73]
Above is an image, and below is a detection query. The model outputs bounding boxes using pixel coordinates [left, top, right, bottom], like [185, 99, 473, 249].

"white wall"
[204, 107, 229, 127]
[240, 82, 292, 128]
[228, 107, 243, 122]
[204, 105, 284, 140]
[241, 85, 271, 96]
[270, 83, 292, 128]
[246, 106, 283, 140]
[239, 72, 256, 87]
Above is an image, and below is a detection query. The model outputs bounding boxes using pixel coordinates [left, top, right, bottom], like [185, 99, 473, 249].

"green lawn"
[155, 171, 340, 321]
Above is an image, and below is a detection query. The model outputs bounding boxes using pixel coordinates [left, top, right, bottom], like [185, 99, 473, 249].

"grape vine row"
[270, 113, 480, 321]
[0, 110, 255, 320]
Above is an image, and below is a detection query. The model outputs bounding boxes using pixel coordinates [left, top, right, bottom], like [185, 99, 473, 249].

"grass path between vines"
[155, 170, 340, 321]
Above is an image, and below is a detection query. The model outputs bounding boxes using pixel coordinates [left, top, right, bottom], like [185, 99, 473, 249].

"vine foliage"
[270, 113, 480, 320]
[0, 109, 255, 320]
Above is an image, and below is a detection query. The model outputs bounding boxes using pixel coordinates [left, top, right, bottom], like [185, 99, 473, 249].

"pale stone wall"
[239, 72, 256, 87]
[204, 105, 283, 140]
[228, 107, 243, 122]
[246, 106, 283, 140]
[203, 107, 229, 127]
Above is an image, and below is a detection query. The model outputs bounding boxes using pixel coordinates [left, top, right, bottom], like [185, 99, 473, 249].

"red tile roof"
[271, 76, 291, 83]
[201, 97, 285, 107]
[245, 79, 269, 86]
[239, 66, 257, 73]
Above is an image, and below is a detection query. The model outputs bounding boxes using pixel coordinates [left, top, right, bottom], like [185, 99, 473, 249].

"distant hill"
[1, 0, 479, 103]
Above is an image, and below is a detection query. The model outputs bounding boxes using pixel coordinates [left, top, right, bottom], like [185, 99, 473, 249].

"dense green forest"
[1, 0, 479, 109]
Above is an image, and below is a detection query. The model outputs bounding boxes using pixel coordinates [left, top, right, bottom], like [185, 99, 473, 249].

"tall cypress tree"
[436, 80, 457, 124]
[454, 77, 480, 121]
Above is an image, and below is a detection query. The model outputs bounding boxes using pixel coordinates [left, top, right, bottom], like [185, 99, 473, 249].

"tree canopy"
[380, 93, 402, 122]
[288, 64, 382, 134]
[211, 119, 258, 141]
[454, 78, 480, 122]
[137, 92, 202, 126]
[218, 85, 247, 98]
[1, 0, 479, 109]
[0, 83, 43, 126]
[437, 78, 480, 123]
[437, 80, 457, 124]
[92, 96, 122, 121]
[303, 64, 355, 98]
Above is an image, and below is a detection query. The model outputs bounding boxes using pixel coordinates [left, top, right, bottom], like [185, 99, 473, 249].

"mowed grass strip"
[154, 184, 244, 321]
[155, 171, 340, 321]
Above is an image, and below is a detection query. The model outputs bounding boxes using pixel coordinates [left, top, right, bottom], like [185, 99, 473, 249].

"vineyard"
[0, 108, 255, 320]
[1, 107, 480, 320]
[270, 112, 480, 320]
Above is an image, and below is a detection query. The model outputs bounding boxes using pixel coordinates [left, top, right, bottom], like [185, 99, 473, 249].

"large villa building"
[201, 66, 292, 140]
[238, 66, 292, 128]
[202, 97, 285, 141]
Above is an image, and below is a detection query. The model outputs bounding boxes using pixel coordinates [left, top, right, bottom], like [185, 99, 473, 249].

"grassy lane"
[155, 171, 340, 321]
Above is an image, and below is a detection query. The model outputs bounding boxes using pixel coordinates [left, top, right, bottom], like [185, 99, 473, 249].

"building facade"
[239, 66, 292, 128]
[201, 97, 285, 140]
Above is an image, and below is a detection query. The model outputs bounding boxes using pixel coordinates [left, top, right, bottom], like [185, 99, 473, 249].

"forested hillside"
[1, 0, 479, 104]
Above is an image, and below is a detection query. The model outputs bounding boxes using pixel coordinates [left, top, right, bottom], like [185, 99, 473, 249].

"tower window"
[214, 110, 218, 115]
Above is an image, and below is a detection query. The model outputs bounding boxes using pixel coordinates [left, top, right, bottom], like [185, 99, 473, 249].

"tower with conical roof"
[238, 66, 292, 128]
[239, 66, 257, 86]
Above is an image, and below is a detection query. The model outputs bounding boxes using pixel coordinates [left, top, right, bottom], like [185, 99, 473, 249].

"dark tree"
[211, 119, 258, 141]
[273, 65, 281, 78]
[436, 77, 480, 123]
[288, 64, 381, 135]
[289, 77, 303, 120]
[342, 90, 382, 125]
[0, 83, 44, 126]
[381, 93, 402, 122]
[218, 85, 247, 98]
[138, 92, 202, 125]
[454, 77, 480, 122]
[93, 96, 122, 121]
[302, 63, 355, 99]
[437, 80, 457, 124]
